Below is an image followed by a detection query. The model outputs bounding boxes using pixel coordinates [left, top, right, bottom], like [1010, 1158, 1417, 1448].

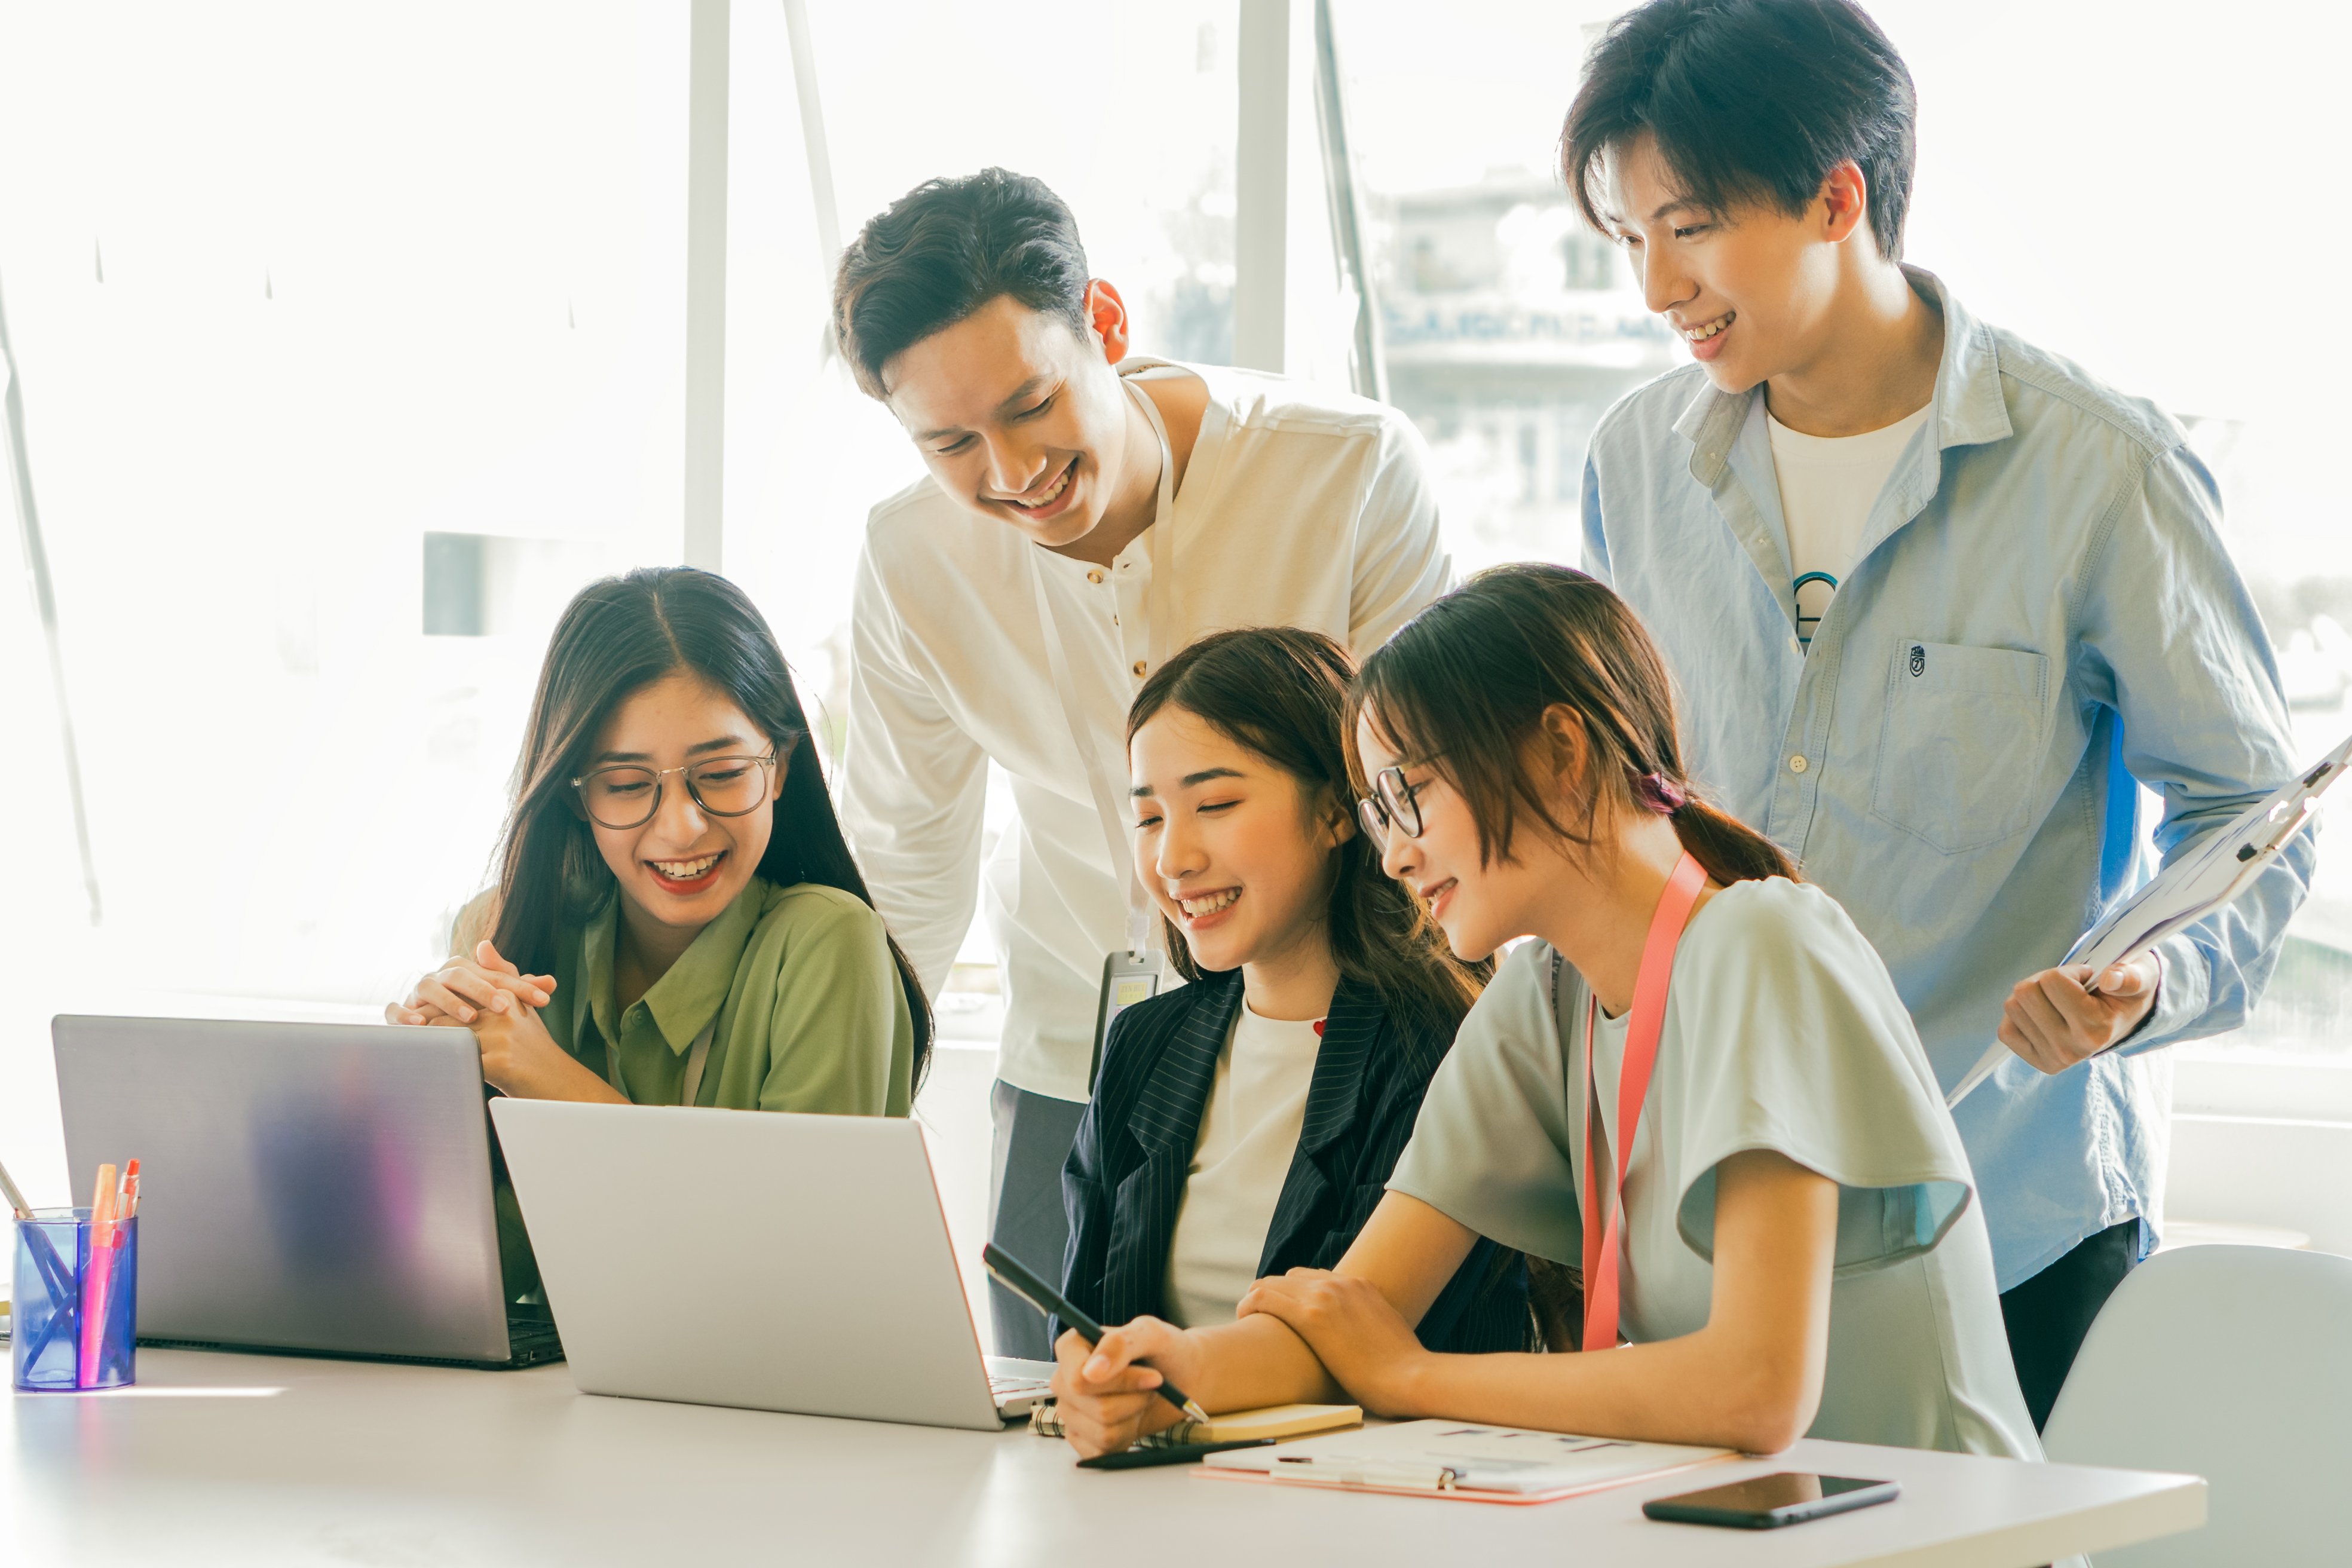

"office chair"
[2042, 1243, 2352, 1566]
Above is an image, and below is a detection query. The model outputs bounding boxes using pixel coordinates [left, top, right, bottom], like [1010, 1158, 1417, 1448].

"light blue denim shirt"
[1581, 268, 2314, 1291]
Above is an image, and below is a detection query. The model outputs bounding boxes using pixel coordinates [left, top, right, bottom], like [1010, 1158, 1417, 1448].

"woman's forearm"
[1382, 1153, 1836, 1453]
[1389, 1324, 1814, 1452]
[1184, 1314, 1346, 1413]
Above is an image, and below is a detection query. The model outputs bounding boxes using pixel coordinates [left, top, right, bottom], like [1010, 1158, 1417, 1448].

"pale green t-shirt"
[1388, 876, 2041, 1460]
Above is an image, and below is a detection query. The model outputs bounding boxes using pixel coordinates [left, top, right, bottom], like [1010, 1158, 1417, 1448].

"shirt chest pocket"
[1869, 639, 2050, 855]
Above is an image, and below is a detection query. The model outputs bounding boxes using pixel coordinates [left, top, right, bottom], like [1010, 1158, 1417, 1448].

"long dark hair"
[1351, 563, 1792, 889]
[490, 567, 930, 1087]
[1128, 627, 1487, 1036]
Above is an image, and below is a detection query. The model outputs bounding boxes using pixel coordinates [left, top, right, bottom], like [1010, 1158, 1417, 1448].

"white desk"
[4, 1349, 2201, 1566]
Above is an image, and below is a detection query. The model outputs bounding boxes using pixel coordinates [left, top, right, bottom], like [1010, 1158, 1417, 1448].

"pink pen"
[78, 1162, 121, 1387]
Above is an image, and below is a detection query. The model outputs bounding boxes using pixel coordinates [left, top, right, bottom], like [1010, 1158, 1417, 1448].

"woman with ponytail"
[1051, 565, 2039, 1465]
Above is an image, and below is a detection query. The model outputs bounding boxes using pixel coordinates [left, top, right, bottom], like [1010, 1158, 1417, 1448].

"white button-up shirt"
[841, 359, 1451, 1101]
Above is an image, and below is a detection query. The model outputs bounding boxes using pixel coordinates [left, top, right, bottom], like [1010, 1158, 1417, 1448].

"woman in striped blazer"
[1055, 627, 1527, 1361]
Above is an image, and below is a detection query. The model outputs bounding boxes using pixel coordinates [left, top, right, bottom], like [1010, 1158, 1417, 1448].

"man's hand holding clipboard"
[1947, 730, 2352, 1109]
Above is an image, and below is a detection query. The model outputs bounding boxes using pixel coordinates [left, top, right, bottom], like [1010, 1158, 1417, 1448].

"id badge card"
[1089, 950, 1160, 1093]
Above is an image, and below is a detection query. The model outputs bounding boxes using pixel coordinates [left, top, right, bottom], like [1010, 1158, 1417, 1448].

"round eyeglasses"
[1356, 765, 1428, 846]
[570, 753, 778, 831]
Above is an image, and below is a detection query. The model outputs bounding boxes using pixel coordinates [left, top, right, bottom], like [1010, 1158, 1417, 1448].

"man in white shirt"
[831, 169, 1451, 1356]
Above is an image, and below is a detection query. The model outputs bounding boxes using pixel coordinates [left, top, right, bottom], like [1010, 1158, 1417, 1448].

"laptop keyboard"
[985, 1355, 1056, 1396]
[506, 1309, 565, 1364]
[985, 1355, 1055, 1406]
[990, 1373, 1053, 1395]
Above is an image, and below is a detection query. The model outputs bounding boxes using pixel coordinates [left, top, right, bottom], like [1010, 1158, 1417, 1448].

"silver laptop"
[52, 1015, 561, 1368]
[488, 1098, 1054, 1430]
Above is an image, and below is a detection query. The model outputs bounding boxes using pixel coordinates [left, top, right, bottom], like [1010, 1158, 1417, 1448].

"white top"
[840, 358, 1451, 1101]
[1161, 1003, 1324, 1327]
[1388, 877, 2042, 1460]
[1766, 401, 1932, 646]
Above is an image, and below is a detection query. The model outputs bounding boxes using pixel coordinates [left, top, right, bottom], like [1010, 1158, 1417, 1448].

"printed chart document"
[1947, 730, 2352, 1109]
[1198, 1419, 1731, 1505]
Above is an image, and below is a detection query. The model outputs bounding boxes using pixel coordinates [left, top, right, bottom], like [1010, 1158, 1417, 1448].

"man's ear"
[1817, 159, 1870, 248]
[1085, 278, 1132, 365]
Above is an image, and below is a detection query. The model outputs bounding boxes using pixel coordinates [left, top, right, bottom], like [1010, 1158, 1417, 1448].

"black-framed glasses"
[1356, 765, 1427, 845]
[570, 753, 778, 831]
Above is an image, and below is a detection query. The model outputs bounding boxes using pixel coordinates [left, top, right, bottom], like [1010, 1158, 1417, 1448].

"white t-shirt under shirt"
[1388, 876, 2041, 1460]
[1162, 1003, 1325, 1328]
[1766, 400, 1933, 647]
[841, 357, 1450, 1103]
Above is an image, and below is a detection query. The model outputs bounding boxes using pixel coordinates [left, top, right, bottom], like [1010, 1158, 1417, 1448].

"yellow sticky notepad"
[1178, 1403, 1362, 1443]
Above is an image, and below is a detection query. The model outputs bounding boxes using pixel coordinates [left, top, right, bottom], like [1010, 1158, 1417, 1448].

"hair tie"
[1633, 771, 1688, 814]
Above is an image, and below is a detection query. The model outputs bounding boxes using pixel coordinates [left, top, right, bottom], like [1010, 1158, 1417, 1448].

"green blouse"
[483, 875, 914, 1296]
[543, 875, 914, 1116]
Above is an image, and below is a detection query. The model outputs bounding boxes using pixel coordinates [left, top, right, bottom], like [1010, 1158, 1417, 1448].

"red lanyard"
[1581, 852, 1708, 1353]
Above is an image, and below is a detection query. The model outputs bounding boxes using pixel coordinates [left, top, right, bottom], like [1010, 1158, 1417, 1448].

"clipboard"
[1946, 730, 2351, 1108]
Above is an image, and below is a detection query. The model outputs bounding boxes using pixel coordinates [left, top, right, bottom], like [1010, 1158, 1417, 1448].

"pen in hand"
[981, 1242, 1212, 1426]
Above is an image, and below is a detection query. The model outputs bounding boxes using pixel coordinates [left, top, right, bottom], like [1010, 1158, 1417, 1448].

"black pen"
[982, 1242, 1212, 1425]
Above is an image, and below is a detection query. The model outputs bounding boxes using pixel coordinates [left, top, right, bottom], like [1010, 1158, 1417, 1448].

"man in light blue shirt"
[1566, 0, 2311, 1427]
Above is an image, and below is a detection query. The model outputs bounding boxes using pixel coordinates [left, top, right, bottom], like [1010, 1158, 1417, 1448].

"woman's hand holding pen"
[1049, 1318, 1199, 1457]
[1238, 1269, 1432, 1418]
[385, 941, 558, 1028]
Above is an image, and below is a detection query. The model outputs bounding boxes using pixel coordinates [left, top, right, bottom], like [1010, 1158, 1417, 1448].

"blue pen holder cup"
[11, 1208, 138, 1392]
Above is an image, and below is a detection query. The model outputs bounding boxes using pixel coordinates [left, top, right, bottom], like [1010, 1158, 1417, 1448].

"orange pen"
[89, 1162, 118, 1234]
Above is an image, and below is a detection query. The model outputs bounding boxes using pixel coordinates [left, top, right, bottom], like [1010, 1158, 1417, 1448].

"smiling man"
[1566, 0, 2311, 1428]
[831, 170, 1450, 1357]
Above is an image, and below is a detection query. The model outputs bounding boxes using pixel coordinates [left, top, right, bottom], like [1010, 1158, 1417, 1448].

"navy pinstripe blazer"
[1057, 969, 1528, 1353]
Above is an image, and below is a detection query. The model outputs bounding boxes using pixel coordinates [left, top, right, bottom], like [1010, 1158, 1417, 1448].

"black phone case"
[1643, 1478, 1898, 1529]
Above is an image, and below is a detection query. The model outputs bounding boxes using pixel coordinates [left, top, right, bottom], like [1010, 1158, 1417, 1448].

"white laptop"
[486, 1098, 1054, 1431]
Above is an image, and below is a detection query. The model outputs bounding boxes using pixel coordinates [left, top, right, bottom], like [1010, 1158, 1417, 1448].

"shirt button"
[1086, 569, 1104, 584]
[1788, 754, 1809, 774]
[1132, 660, 1148, 677]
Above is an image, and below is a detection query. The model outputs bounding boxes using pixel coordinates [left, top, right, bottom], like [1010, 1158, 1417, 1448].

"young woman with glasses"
[388, 569, 930, 1265]
[1049, 566, 2038, 1464]
[1051, 627, 1524, 1385]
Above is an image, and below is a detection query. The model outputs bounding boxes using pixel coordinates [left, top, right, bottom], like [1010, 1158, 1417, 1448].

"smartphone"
[1087, 950, 1160, 1092]
[1076, 1439, 1275, 1471]
[1643, 1472, 1898, 1529]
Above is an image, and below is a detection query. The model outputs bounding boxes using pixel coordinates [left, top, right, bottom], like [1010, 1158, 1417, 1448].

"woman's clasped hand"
[387, 939, 555, 1028]
[1233, 1268, 1432, 1411]
[386, 940, 620, 1102]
